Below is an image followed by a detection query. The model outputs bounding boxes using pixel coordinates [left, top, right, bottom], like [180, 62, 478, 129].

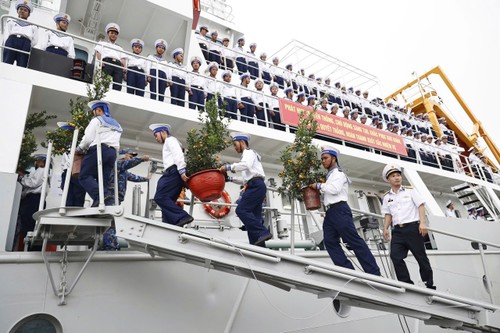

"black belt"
[14, 34, 29, 40]
[172, 76, 185, 81]
[89, 144, 116, 151]
[103, 57, 121, 63]
[47, 45, 61, 49]
[326, 201, 346, 210]
[128, 66, 144, 71]
[191, 85, 203, 89]
[246, 177, 264, 186]
[395, 221, 419, 228]
[163, 165, 177, 174]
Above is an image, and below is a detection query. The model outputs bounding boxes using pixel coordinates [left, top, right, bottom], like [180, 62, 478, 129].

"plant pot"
[187, 169, 225, 202]
[71, 153, 83, 178]
[303, 187, 321, 210]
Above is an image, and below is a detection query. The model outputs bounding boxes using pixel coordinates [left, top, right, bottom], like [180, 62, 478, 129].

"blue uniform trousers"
[79, 145, 116, 204]
[390, 222, 434, 287]
[235, 57, 247, 75]
[149, 69, 167, 101]
[102, 57, 123, 91]
[240, 96, 255, 123]
[274, 75, 285, 90]
[171, 76, 186, 107]
[126, 66, 146, 96]
[189, 86, 205, 110]
[46, 46, 68, 57]
[224, 97, 238, 120]
[255, 102, 267, 127]
[206, 93, 222, 108]
[324, 201, 380, 275]
[235, 178, 270, 244]
[3, 35, 31, 67]
[248, 61, 259, 79]
[154, 165, 190, 224]
[19, 193, 42, 233]
[262, 71, 272, 85]
[270, 107, 285, 131]
[61, 169, 86, 207]
[208, 50, 221, 65]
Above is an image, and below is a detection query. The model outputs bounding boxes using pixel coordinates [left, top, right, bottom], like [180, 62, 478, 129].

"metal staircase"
[451, 183, 499, 220]
[110, 212, 500, 333]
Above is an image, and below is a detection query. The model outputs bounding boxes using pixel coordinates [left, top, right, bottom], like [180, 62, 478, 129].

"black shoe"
[254, 233, 272, 246]
[426, 285, 437, 290]
[176, 216, 194, 227]
[91, 200, 99, 208]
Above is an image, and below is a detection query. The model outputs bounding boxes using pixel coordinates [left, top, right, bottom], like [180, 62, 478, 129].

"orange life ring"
[203, 190, 231, 218]
[176, 188, 186, 209]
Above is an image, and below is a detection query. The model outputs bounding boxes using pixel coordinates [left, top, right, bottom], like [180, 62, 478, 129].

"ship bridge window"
[9, 313, 62, 333]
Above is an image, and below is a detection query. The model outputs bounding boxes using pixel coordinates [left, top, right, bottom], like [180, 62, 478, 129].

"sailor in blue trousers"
[2, 0, 37, 67]
[220, 133, 272, 246]
[76, 100, 122, 207]
[150, 124, 193, 226]
[310, 145, 380, 275]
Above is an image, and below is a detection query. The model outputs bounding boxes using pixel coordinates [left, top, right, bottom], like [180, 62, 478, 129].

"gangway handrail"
[428, 227, 500, 250]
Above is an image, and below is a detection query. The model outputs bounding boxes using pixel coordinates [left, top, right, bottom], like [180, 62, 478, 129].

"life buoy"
[176, 188, 186, 209]
[203, 190, 231, 218]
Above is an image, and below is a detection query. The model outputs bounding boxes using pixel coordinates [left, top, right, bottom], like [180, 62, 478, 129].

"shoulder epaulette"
[383, 190, 390, 196]
[405, 185, 414, 189]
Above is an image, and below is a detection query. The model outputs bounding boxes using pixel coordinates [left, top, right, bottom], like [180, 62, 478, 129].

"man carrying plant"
[149, 123, 193, 227]
[309, 145, 380, 275]
[220, 132, 272, 246]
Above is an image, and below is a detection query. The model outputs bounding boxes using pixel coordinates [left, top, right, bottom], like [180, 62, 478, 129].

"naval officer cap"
[105, 23, 120, 34]
[54, 13, 70, 23]
[171, 48, 184, 58]
[446, 200, 452, 208]
[230, 132, 250, 143]
[190, 56, 202, 65]
[16, 0, 32, 12]
[382, 164, 402, 182]
[320, 145, 340, 158]
[130, 38, 144, 48]
[155, 39, 167, 49]
[88, 100, 111, 116]
[207, 62, 219, 71]
[200, 25, 208, 32]
[149, 123, 171, 135]
[57, 121, 74, 130]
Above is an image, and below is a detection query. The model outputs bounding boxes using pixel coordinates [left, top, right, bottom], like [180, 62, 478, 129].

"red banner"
[279, 98, 407, 156]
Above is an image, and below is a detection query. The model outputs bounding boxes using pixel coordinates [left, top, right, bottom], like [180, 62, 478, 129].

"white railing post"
[96, 129, 105, 211]
[59, 128, 79, 214]
[38, 141, 52, 212]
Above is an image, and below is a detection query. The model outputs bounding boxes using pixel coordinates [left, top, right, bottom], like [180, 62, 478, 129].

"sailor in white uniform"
[220, 70, 238, 120]
[233, 37, 248, 75]
[76, 100, 122, 207]
[125, 38, 148, 96]
[186, 56, 205, 110]
[147, 39, 169, 101]
[445, 200, 456, 218]
[2, 0, 37, 67]
[220, 133, 272, 246]
[170, 48, 187, 107]
[204, 61, 221, 105]
[38, 13, 75, 58]
[94, 23, 126, 90]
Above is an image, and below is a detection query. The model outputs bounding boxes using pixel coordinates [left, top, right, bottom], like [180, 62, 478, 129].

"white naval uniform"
[382, 185, 424, 226]
[38, 29, 75, 58]
[3, 17, 38, 45]
[228, 149, 265, 185]
[78, 117, 121, 150]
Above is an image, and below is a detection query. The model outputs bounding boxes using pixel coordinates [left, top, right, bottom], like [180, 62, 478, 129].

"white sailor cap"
[254, 78, 264, 85]
[118, 148, 138, 159]
[88, 100, 110, 116]
[446, 200, 452, 207]
[222, 37, 230, 42]
[307, 95, 316, 101]
[284, 87, 293, 94]
[207, 62, 219, 70]
[171, 48, 184, 58]
[149, 123, 171, 134]
[57, 121, 75, 130]
[240, 72, 250, 80]
[320, 145, 340, 158]
[130, 39, 144, 48]
[260, 52, 267, 57]
[34, 154, 47, 161]
[440, 134, 448, 139]
[222, 70, 232, 78]
[325, 78, 331, 82]
[420, 133, 427, 138]
[105, 23, 120, 34]
[230, 132, 250, 142]
[211, 30, 218, 36]
[237, 36, 245, 43]
[382, 164, 402, 182]
[54, 13, 70, 23]
[297, 91, 305, 98]
[250, 42, 257, 48]
[269, 82, 279, 90]
[16, 0, 32, 12]
[190, 56, 202, 65]
[154, 39, 167, 48]
[360, 114, 367, 119]
[438, 117, 446, 121]
[468, 207, 477, 212]
[285, 64, 293, 69]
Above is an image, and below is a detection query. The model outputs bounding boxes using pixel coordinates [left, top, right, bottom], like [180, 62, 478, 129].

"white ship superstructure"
[1, 1, 500, 332]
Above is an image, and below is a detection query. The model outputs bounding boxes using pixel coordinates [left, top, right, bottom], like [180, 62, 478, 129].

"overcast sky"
[230, 0, 500, 165]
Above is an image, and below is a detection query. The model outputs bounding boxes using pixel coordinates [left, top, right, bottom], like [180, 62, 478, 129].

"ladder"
[451, 183, 498, 220]
[112, 212, 500, 333]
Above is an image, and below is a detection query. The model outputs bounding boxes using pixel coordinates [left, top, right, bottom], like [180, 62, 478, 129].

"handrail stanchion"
[114, 149, 119, 205]
[38, 141, 53, 212]
[59, 128, 79, 214]
[478, 243, 495, 303]
[290, 199, 295, 255]
[96, 129, 105, 211]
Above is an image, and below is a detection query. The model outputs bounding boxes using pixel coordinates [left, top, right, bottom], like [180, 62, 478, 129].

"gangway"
[112, 212, 500, 333]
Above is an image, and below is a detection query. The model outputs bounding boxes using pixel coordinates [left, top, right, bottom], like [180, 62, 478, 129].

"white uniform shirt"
[237, 84, 254, 103]
[170, 62, 186, 80]
[252, 89, 266, 105]
[221, 45, 235, 60]
[162, 136, 186, 175]
[320, 167, 349, 206]
[186, 71, 206, 89]
[229, 148, 265, 184]
[233, 45, 246, 60]
[61, 152, 71, 171]
[126, 53, 148, 71]
[204, 76, 220, 95]
[21, 166, 45, 194]
[259, 60, 271, 74]
[146, 54, 168, 73]
[3, 18, 38, 45]
[208, 40, 222, 56]
[94, 41, 124, 61]
[270, 64, 284, 79]
[78, 117, 121, 150]
[382, 186, 425, 226]
[38, 30, 75, 58]
[221, 82, 238, 98]
[266, 95, 280, 109]
[445, 208, 455, 218]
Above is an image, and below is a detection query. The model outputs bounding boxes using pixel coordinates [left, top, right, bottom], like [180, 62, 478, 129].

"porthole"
[333, 299, 351, 318]
[9, 313, 62, 333]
